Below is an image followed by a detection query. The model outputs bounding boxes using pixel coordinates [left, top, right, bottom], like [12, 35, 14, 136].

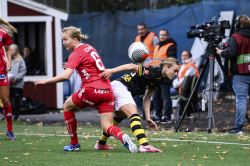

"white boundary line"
[1, 133, 250, 146]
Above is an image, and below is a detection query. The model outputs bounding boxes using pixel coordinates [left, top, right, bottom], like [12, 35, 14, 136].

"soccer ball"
[128, 42, 149, 63]
[8, 73, 15, 84]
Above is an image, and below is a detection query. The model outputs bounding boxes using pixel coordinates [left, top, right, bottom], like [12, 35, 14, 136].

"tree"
[32, 0, 203, 14]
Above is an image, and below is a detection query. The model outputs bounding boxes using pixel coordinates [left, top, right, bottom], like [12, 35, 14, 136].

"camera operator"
[216, 15, 250, 134]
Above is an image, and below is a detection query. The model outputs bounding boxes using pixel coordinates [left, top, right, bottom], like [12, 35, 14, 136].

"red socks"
[3, 103, 12, 131]
[64, 111, 78, 146]
[107, 125, 124, 143]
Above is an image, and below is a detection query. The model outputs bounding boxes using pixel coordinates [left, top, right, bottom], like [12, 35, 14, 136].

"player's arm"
[5, 46, 11, 71]
[143, 89, 157, 131]
[100, 63, 140, 80]
[34, 68, 74, 85]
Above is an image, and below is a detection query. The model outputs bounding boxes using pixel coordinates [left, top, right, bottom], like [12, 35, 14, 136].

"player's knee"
[1, 98, 10, 106]
[63, 102, 69, 111]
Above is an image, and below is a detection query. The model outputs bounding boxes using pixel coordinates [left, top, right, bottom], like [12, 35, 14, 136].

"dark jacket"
[221, 27, 250, 75]
[158, 37, 177, 84]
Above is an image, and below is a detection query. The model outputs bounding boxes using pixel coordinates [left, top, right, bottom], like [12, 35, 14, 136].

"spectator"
[9, 44, 26, 121]
[135, 23, 159, 67]
[216, 15, 250, 134]
[171, 51, 199, 118]
[152, 29, 177, 124]
[22, 46, 35, 75]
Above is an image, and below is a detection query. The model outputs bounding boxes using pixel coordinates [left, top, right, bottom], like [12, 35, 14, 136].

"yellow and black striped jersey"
[117, 65, 169, 97]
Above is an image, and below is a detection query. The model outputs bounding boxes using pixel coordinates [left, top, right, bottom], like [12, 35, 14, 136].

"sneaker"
[63, 142, 81, 151]
[94, 142, 114, 150]
[187, 115, 195, 119]
[139, 145, 163, 153]
[228, 128, 243, 134]
[122, 134, 137, 153]
[160, 116, 172, 124]
[152, 115, 161, 123]
[6, 131, 16, 140]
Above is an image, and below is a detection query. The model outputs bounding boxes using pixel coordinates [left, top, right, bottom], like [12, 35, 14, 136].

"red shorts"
[0, 73, 9, 86]
[72, 87, 114, 114]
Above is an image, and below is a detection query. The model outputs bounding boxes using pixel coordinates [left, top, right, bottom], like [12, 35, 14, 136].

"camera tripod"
[175, 42, 250, 133]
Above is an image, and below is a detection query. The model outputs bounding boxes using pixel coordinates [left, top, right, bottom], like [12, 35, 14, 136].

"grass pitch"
[0, 121, 250, 166]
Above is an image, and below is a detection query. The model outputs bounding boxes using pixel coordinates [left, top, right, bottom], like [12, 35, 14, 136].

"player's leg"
[0, 85, 15, 140]
[96, 90, 137, 153]
[63, 93, 83, 151]
[99, 110, 137, 153]
[120, 104, 162, 153]
[96, 81, 128, 149]
[96, 111, 126, 150]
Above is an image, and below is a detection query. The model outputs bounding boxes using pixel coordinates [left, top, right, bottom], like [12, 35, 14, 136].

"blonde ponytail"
[0, 18, 17, 36]
[80, 34, 89, 42]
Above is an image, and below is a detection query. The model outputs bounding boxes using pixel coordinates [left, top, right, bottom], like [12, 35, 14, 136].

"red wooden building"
[0, 0, 68, 108]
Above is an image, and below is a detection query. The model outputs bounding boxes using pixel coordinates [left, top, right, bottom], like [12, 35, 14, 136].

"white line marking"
[1, 133, 250, 146]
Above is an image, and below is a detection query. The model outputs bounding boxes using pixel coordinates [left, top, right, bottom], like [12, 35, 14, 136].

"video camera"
[187, 15, 230, 44]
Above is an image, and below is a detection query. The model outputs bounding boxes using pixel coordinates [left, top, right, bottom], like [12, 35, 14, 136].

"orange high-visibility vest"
[177, 62, 199, 93]
[152, 43, 175, 66]
[135, 32, 156, 66]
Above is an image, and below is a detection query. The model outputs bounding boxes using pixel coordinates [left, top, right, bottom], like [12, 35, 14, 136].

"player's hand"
[6, 61, 11, 71]
[100, 69, 114, 80]
[63, 62, 67, 69]
[146, 119, 157, 131]
[13, 77, 17, 83]
[34, 79, 48, 85]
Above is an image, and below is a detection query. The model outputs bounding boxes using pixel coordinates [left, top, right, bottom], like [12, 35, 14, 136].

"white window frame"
[8, 16, 53, 82]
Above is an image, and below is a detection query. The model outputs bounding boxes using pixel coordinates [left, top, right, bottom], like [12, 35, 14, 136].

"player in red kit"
[34, 26, 137, 153]
[0, 18, 17, 140]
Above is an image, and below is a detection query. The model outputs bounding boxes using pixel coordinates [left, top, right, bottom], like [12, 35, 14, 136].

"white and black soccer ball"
[128, 42, 149, 63]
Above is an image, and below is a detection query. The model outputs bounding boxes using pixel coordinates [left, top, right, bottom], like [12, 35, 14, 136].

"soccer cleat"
[122, 134, 137, 153]
[6, 131, 16, 140]
[94, 142, 114, 150]
[139, 145, 163, 153]
[63, 142, 81, 151]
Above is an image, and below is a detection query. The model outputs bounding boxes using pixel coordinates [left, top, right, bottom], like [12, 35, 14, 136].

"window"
[12, 22, 46, 75]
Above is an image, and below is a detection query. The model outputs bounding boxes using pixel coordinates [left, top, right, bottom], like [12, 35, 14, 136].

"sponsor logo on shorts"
[109, 102, 114, 105]
[4, 79, 7, 82]
[81, 69, 90, 79]
[0, 74, 7, 79]
[94, 89, 109, 94]
[82, 98, 94, 105]
[78, 88, 85, 98]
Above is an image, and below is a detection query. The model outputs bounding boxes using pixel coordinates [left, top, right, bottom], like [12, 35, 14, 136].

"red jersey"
[65, 43, 111, 90]
[0, 29, 12, 74]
